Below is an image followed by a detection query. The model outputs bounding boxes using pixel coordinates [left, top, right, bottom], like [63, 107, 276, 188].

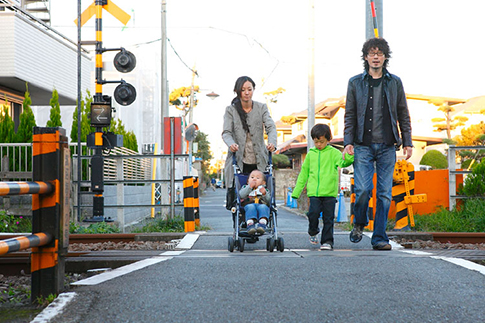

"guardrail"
[0, 127, 70, 303]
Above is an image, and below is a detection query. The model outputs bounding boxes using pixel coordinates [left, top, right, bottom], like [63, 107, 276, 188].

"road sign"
[75, 0, 131, 27]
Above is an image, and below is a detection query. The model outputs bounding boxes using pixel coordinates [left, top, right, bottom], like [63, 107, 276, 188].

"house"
[274, 94, 485, 169]
[0, 3, 91, 131]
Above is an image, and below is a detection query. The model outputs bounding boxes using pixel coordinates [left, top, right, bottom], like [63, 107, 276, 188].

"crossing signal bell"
[113, 49, 137, 106]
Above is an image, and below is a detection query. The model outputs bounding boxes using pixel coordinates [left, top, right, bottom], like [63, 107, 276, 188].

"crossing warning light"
[114, 50, 136, 73]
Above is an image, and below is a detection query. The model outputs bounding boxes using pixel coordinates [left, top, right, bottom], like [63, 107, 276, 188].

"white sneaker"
[320, 243, 333, 250]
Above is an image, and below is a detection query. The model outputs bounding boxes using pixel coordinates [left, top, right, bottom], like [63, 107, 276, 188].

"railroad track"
[1, 232, 484, 276]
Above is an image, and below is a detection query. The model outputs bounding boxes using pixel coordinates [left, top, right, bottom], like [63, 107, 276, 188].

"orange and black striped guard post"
[31, 127, 69, 302]
[183, 176, 195, 232]
[193, 177, 200, 227]
[349, 177, 375, 230]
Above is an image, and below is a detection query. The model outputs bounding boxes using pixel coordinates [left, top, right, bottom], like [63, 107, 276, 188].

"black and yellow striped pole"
[183, 176, 195, 232]
[193, 177, 200, 227]
[31, 127, 69, 301]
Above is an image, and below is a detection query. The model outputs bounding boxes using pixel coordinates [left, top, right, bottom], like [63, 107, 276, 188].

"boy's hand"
[259, 186, 267, 195]
[343, 145, 354, 159]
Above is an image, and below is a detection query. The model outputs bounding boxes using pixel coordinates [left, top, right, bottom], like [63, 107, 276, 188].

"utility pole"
[161, 0, 168, 152]
[366, 0, 383, 39]
[307, 0, 315, 151]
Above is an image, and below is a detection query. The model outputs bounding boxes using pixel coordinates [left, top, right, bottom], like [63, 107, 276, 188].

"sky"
[49, 0, 485, 158]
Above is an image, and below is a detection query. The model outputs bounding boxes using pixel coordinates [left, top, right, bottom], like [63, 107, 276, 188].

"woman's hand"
[266, 143, 275, 152]
[230, 144, 239, 152]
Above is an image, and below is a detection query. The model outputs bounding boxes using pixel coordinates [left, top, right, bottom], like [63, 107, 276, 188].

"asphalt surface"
[49, 188, 485, 323]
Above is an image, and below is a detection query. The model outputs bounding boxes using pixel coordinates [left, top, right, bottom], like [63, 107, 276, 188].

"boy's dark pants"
[308, 196, 337, 245]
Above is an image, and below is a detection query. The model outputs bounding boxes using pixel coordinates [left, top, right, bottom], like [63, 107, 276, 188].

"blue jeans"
[353, 143, 396, 246]
[244, 203, 270, 222]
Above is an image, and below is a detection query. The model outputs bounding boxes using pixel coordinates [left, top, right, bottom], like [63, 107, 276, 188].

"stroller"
[227, 152, 284, 252]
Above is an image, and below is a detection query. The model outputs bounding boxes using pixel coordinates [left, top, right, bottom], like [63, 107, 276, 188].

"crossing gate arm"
[0, 232, 53, 256]
[0, 181, 54, 196]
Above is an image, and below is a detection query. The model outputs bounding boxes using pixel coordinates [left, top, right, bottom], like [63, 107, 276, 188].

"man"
[342, 38, 413, 250]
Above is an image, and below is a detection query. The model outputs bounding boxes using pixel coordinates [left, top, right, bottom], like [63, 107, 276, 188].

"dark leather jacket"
[343, 69, 412, 149]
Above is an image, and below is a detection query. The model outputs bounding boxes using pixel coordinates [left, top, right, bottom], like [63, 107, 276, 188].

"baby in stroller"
[239, 169, 271, 235]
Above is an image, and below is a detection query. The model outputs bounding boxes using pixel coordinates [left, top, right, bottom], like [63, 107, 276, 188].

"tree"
[451, 122, 485, 166]
[193, 131, 212, 184]
[0, 104, 15, 143]
[430, 100, 468, 139]
[46, 88, 62, 128]
[420, 150, 448, 169]
[16, 84, 37, 143]
[70, 90, 94, 143]
[109, 118, 139, 152]
[169, 85, 200, 117]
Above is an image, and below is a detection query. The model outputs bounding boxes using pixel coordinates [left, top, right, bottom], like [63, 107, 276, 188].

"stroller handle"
[232, 150, 273, 167]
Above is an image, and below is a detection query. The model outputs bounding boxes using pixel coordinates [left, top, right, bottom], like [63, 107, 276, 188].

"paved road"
[48, 189, 485, 323]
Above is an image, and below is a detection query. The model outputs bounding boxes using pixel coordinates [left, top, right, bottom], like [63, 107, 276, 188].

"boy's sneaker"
[256, 223, 266, 234]
[349, 224, 364, 243]
[320, 243, 333, 250]
[247, 224, 256, 235]
[373, 242, 392, 250]
[309, 235, 318, 245]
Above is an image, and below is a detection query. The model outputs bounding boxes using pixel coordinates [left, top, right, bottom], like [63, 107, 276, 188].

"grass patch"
[413, 198, 485, 232]
[132, 216, 211, 233]
[0, 211, 31, 233]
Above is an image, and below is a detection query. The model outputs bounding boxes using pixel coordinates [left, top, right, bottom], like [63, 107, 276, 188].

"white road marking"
[431, 256, 485, 276]
[71, 256, 172, 286]
[30, 292, 76, 323]
[176, 233, 199, 249]
[400, 250, 434, 256]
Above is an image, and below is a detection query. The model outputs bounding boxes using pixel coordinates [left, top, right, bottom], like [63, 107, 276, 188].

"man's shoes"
[256, 223, 266, 234]
[309, 235, 318, 245]
[349, 224, 364, 243]
[320, 243, 333, 250]
[373, 242, 392, 250]
[247, 224, 256, 235]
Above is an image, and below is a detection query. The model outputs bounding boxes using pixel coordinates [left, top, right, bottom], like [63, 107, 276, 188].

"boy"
[292, 124, 354, 250]
[239, 169, 271, 235]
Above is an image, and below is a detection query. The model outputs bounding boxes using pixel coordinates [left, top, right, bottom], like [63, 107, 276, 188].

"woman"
[222, 76, 277, 209]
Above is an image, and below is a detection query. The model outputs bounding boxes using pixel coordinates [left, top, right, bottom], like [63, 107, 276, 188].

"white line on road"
[431, 256, 485, 276]
[400, 250, 434, 256]
[176, 233, 199, 249]
[71, 256, 172, 286]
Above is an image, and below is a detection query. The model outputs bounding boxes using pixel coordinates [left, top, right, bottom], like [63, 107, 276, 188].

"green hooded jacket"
[291, 145, 354, 199]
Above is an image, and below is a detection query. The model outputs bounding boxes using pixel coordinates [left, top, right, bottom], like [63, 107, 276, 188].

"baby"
[239, 169, 271, 235]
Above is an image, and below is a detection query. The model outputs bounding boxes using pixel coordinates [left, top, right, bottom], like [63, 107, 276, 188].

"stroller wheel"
[277, 237, 285, 252]
[268, 238, 275, 252]
[228, 237, 235, 252]
[238, 237, 245, 252]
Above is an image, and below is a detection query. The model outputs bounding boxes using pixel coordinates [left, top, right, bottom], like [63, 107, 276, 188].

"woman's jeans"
[308, 196, 336, 245]
[353, 143, 396, 246]
[244, 203, 269, 222]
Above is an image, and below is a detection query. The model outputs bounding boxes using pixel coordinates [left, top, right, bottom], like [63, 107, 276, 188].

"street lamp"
[206, 91, 220, 100]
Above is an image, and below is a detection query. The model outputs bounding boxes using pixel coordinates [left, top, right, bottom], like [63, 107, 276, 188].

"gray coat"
[222, 101, 277, 188]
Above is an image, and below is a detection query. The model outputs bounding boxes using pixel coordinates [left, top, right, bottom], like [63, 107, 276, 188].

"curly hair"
[361, 38, 392, 70]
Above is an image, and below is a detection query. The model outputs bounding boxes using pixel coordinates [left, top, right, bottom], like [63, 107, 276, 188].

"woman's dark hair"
[311, 124, 332, 141]
[361, 37, 392, 71]
[231, 76, 256, 133]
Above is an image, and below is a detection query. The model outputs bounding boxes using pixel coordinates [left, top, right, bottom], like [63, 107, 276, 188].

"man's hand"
[403, 146, 413, 160]
[343, 144, 354, 159]
[266, 143, 276, 152]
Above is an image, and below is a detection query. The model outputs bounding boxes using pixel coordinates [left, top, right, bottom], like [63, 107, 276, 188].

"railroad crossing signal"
[90, 101, 112, 127]
[75, 0, 131, 27]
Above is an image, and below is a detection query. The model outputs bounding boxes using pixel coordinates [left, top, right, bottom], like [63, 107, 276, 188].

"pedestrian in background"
[292, 124, 354, 250]
[222, 76, 277, 210]
[343, 38, 413, 250]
